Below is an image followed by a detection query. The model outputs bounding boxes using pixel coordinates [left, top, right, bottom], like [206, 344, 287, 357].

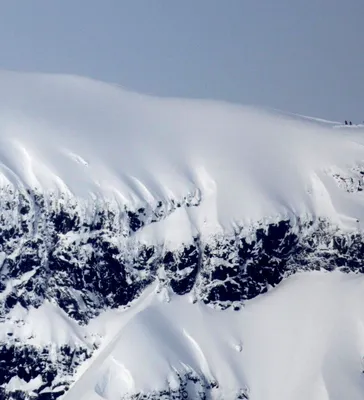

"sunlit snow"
[1, 71, 364, 399]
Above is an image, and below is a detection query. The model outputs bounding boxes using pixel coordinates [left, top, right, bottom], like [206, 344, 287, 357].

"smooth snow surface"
[59, 271, 364, 400]
[0, 71, 364, 235]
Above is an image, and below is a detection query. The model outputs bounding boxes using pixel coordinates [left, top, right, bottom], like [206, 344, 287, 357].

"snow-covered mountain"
[1, 71, 364, 400]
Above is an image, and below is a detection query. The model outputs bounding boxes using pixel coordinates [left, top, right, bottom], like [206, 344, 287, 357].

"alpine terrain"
[1, 71, 364, 400]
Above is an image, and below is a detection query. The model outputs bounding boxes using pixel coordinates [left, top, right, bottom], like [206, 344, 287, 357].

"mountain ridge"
[1, 71, 364, 399]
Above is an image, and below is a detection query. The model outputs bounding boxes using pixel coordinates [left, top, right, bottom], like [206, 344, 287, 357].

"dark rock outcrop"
[1, 186, 364, 398]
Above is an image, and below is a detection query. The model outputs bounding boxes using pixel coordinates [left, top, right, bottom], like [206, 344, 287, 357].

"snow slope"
[1, 71, 364, 399]
[59, 271, 364, 400]
[0, 70, 364, 235]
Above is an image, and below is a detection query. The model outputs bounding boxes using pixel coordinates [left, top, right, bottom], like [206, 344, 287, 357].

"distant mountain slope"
[0, 71, 364, 399]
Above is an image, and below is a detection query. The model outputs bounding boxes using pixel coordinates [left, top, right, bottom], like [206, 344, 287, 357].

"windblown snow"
[0, 70, 364, 232]
[1, 70, 364, 399]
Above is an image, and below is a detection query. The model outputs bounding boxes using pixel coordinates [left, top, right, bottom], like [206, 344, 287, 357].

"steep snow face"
[0, 70, 364, 232]
[1, 71, 364, 399]
[63, 271, 364, 400]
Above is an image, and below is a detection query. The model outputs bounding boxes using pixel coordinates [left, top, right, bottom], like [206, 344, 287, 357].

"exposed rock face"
[117, 371, 249, 400]
[1, 184, 364, 399]
[0, 186, 202, 325]
[0, 344, 91, 400]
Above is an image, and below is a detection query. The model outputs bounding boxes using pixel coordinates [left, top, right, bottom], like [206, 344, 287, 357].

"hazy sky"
[0, 1, 363, 122]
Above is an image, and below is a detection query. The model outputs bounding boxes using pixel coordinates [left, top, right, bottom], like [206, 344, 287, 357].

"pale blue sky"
[0, 1, 363, 122]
